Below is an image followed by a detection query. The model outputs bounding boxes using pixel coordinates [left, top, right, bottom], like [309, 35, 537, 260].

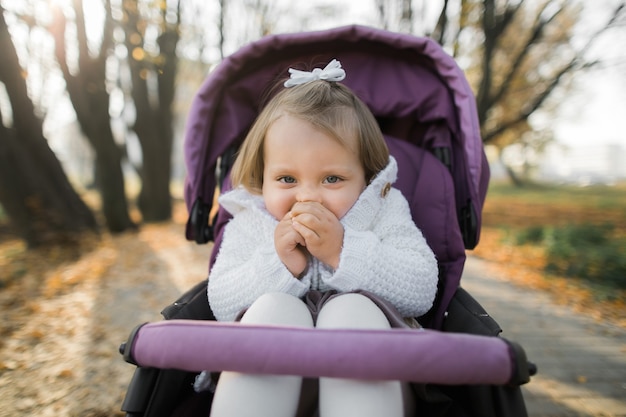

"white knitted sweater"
[208, 157, 438, 321]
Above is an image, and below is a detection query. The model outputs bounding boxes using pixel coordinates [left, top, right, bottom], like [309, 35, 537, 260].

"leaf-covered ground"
[472, 187, 626, 329]
[0, 198, 624, 416]
[0, 204, 211, 417]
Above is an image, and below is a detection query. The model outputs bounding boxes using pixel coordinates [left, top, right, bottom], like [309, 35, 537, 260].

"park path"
[462, 255, 626, 417]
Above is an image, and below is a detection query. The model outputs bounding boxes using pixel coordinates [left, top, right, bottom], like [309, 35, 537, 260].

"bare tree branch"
[431, 0, 450, 44]
[481, 0, 625, 144]
[488, 1, 562, 110]
[483, 58, 577, 143]
[99, 0, 115, 63]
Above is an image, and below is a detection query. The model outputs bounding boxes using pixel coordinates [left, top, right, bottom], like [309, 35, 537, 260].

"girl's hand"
[274, 213, 309, 278]
[290, 201, 344, 269]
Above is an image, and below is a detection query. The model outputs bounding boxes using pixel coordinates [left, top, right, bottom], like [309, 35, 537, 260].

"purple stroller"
[119, 25, 534, 417]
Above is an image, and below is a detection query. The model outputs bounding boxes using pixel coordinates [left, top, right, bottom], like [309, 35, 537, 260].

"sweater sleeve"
[321, 189, 438, 318]
[208, 208, 310, 321]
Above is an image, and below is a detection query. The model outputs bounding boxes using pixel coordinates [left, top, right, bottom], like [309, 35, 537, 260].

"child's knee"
[241, 292, 313, 327]
[319, 378, 404, 417]
[317, 293, 391, 329]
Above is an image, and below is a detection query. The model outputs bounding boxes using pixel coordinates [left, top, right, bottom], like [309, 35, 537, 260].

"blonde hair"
[230, 79, 389, 194]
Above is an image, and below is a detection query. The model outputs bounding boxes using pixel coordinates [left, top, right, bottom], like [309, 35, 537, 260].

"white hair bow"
[283, 59, 346, 87]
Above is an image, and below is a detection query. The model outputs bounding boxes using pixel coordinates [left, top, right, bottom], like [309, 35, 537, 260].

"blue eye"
[324, 176, 341, 184]
[278, 176, 296, 184]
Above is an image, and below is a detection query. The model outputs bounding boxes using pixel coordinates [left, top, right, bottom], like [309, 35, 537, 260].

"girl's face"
[262, 114, 366, 221]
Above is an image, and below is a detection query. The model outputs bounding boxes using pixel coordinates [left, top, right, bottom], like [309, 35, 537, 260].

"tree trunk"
[497, 149, 525, 187]
[124, 3, 179, 222]
[128, 57, 174, 222]
[0, 8, 98, 247]
[89, 125, 136, 233]
[50, 2, 135, 233]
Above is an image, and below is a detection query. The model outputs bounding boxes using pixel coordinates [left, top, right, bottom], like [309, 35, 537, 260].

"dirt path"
[0, 219, 211, 417]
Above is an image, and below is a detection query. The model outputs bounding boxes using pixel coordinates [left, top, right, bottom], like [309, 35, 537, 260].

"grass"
[482, 182, 626, 230]
[472, 181, 626, 327]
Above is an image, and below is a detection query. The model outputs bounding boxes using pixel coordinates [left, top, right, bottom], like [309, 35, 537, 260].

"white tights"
[209, 292, 412, 417]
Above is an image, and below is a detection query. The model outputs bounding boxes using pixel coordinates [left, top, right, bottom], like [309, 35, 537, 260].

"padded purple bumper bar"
[122, 320, 529, 386]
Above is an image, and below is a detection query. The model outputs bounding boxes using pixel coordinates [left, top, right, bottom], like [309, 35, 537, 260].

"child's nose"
[296, 184, 322, 203]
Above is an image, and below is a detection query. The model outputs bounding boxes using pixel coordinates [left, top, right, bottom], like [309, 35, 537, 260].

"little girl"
[206, 59, 438, 417]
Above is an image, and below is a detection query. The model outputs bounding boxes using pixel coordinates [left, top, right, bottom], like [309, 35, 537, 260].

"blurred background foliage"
[516, 223, 626, 290]
[479, 181, 626, 294]
[0, 0, 625, 261]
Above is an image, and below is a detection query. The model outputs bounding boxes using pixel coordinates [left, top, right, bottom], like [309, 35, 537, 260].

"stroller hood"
[183, 24, 489, 249]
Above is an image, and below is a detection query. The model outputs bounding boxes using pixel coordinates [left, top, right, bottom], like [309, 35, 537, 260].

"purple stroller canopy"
[183, 24, 489, 249]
